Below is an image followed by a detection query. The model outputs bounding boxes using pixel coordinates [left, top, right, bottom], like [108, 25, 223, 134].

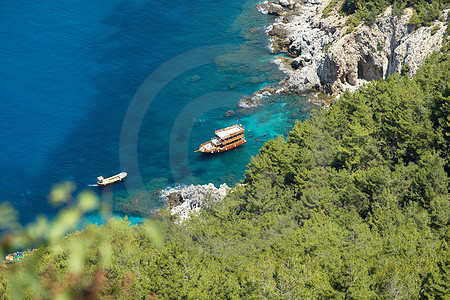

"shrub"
[408, 0, 442, 27]
[322, 0, 340, 18]
[339, 0, 446, 27]
[431, 24, 440, 35]
[401, 62, 411, 75]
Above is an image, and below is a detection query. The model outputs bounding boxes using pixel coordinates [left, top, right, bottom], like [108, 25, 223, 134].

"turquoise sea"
[0, 0, 314, 224]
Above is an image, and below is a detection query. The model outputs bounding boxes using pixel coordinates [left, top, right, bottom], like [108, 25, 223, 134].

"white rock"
[161, 183, 230, 223]
[268, 2, 284, 15]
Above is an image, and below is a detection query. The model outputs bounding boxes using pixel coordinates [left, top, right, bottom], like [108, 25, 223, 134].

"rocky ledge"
[237, 86, 279, 108]
[161, 183, 230, 222]
[258, 0, 448, 101]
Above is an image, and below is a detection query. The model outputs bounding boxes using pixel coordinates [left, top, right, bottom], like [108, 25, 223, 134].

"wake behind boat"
[196, 124, 246, 153]
[97, 172, 127, 186]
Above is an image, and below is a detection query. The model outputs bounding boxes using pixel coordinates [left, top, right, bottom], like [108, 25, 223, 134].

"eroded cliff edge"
[259, 0, 448, 100]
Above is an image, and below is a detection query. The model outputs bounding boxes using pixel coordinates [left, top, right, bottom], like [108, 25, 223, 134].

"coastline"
[251, 0, 449, 106]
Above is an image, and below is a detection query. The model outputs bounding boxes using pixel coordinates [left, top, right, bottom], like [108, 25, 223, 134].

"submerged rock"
[238, 96, 259, 108]
[228, 82, 237, 89]
[189, 74, 202, 82]
[115, 190, 158, 216]
[223, 110, 236, 118]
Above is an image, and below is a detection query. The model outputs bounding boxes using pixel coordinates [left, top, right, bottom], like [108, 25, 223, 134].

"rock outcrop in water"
[259, 0, 448, 97]
[161, 183, 230, 222]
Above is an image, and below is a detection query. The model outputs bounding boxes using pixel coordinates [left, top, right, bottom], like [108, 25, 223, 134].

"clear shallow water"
[0, 0, 314, 224]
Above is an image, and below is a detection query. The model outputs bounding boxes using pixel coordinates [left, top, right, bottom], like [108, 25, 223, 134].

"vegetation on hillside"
[326, 0, 450, 28]
[0, 40, 449, 299]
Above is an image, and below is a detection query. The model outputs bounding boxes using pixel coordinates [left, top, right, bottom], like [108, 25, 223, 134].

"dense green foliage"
[1, 42, 449, 299]
[338, 0, 449, 27]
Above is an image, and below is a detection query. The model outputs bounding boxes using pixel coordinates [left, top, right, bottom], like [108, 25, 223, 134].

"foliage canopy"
[336, 0, 450, 27]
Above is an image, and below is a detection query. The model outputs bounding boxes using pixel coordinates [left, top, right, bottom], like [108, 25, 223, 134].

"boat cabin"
[197, 124, 246, 153]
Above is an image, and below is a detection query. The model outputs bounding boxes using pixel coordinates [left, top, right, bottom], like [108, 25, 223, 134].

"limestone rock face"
[268, 2, 284, 15]
[161, 183, 230, 222]
[279, 0, 298, 9]
[265, 0, 448, 94]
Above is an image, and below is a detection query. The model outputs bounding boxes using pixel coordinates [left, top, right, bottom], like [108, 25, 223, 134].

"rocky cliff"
[260, 0, 448, 97]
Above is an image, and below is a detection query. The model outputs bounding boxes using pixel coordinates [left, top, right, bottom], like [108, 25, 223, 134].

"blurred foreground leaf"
[142, 220, 164, 247]
[0, 202, 19, 231]
[49, 182, 76, 206]
[77, 190, 99, 212]
[69, 239, 87, 274]
[49, 208, 81, 243]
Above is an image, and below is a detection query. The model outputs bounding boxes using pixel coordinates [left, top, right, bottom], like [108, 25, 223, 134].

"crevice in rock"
[387, 17, 401, 78]
[358, 55, 383, 81]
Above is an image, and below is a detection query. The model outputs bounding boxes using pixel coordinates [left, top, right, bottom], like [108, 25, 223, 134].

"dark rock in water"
[250, 27, 260, 34]
[223, 110, 236, 118]
[167, 192, 183, 209]
[238, 87, 276, 108]
[258, 116, 268, 123]
[115, 190, 157, 216]
[145, 177, 169, 191]
[238, 96, 258, 108]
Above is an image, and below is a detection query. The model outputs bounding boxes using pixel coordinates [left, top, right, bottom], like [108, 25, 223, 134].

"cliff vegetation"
[340, 0, 449, 26]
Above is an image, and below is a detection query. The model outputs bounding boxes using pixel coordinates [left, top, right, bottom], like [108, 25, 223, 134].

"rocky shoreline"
[254, 0, 448, 106]
[160, 183, 230, 222]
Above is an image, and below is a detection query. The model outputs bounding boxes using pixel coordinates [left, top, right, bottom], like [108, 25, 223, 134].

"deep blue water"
[0, 0, 314, 224]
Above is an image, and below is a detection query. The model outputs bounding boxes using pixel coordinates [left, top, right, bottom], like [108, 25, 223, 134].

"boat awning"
[215, 125, 243, 139]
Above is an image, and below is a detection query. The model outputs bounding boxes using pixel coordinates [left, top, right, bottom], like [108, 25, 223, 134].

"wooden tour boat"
[196, 124, 246, 153]
[97, 172, 127, 186]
